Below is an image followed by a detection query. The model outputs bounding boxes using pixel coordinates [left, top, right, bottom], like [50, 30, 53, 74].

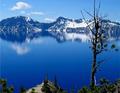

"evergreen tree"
[70, 86, 75, 93]
[20, 87, 26, 93]
[54, 75, 58, 89]
[30, 88, 36, 93]
[0, 79, 7, 93]
[41, 80, 52, 93]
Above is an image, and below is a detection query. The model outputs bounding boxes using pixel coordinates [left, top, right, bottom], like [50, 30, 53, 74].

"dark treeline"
[0, 78, 120, 93]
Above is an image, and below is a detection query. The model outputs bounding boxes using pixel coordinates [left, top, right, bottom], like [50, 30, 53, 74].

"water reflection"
[11, 44, 30, 55]
[10, 38, 44, 55]
[0, 33, 120, 93]
[1, 32, 119, 56]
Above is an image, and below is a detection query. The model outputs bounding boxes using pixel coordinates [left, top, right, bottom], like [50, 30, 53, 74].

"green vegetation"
[41, 76, 67, 93]
[20, 87, 26, 93]
[78, 78, 120, 93]
[0, 78, 14, 93]
[0, 78, 120, 93]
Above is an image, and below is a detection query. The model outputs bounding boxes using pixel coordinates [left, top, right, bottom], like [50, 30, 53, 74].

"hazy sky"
[0, 0, 120, 22]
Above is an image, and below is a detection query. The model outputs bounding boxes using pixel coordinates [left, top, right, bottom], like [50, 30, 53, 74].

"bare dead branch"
[81, 11, 95, 44]
[96, 0, 101, 18]
[84, 9, 94, 18]
[81, 11, 95, 35]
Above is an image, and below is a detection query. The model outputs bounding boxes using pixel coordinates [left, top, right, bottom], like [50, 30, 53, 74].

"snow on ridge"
[108, 22, 118, 26]
[66, 20, 87, 28]
[25, 16, 32, 22]
[65, 20, 94, 29]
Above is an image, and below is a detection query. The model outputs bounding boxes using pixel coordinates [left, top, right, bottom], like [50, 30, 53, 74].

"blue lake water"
[0, 37, 120, 92]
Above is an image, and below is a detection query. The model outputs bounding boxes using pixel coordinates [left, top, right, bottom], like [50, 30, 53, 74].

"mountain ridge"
[0, 16, 120, 43]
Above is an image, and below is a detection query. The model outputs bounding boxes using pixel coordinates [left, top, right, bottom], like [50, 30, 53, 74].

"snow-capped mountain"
[0, 16, 43, 42]
[101, 20, 120, 39]
[0, 16, 120, 42]
[47, 17, 92, 41]
[47, 17, 120, 42]
[0, 16, 54, 42]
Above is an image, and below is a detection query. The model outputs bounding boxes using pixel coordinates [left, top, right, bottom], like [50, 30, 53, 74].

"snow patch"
[25, 16, 32, 22]
[66, 21, 87, 28]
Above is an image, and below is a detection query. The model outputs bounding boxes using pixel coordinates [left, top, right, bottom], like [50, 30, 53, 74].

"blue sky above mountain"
[0, 0, 120, 22]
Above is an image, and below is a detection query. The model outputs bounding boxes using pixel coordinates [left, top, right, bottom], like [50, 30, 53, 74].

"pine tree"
[20, 87, 26, 93]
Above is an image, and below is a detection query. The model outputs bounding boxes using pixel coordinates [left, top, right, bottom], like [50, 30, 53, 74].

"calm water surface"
[0, 37, 120, 92]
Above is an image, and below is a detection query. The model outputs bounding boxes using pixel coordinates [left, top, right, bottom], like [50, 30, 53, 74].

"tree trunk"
[91, 48, 97, 89]
[91, 22, 98, 89]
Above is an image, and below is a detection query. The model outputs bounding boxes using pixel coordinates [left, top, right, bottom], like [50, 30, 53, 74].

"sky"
[0, 0, 120, 22]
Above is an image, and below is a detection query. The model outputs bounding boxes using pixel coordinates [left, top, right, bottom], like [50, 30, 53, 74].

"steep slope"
[0, 16, 120, 42]
[0, 16, 43, 42]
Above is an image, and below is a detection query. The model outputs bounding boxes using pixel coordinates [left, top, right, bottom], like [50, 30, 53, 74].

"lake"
[0, 36, 120, 92]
